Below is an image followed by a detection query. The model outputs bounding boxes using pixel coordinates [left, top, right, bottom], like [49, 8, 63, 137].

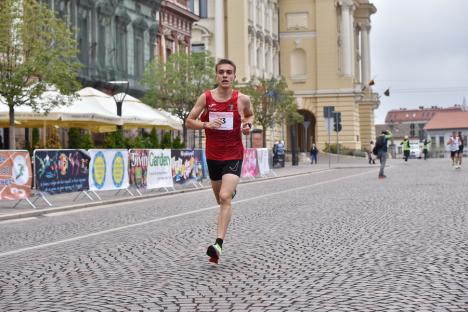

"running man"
[458, 131, 464, 167]
[186, 59, 254, 264]
[447, 131, 460, 169]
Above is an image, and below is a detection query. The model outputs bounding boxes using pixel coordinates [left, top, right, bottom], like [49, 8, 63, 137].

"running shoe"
[207, 243, 223, 264]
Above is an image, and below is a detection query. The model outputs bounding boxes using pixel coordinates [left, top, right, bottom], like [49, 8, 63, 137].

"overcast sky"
[370, 0, 468, 124]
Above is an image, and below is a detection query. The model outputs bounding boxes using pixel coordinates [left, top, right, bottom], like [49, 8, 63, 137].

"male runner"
[186, 59, 254, 263]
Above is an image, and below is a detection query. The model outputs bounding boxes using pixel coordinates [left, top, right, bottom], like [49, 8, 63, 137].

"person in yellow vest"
[423, 138, 431, 160]
[400, 136, 410, 162]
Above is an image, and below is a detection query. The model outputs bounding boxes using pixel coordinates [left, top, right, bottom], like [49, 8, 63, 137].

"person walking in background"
[458, 131, 464, 167]
[375, 130, 393, 179]
[368, 140, 376, 164]
[185, 58, 254, 264]
[447, 131, 460, 169]
[423, 138, 431, 160]
[400, 135, 410, 162]
[272, 140, 279, 166]
[275, 140, 285, 167]
[310, 143, 318, 164]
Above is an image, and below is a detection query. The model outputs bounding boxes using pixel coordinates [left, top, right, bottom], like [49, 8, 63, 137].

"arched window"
[290, 48, 306, 78]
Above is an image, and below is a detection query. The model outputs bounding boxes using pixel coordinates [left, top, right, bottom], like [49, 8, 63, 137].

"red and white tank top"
[201, 89, 244, 160]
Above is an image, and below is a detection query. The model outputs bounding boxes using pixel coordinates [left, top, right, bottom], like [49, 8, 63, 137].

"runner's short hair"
[216, 59, 236, 74]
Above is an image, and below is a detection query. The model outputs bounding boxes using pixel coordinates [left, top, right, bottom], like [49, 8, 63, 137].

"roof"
[424, 111, 468, 131]
[385, 106, 462, 123]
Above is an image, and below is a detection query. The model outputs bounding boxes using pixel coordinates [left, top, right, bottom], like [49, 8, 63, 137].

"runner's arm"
[238, 93, 254, 135]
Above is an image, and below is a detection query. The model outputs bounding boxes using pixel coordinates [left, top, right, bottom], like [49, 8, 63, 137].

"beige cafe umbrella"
[113, 93, 178, 130]
[0, 87, 122, 132]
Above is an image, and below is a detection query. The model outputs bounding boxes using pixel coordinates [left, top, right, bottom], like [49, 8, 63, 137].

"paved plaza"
[0, 156, 467, 311]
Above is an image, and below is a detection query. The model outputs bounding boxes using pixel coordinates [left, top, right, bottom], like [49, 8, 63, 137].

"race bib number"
[209, 112, 233, 130]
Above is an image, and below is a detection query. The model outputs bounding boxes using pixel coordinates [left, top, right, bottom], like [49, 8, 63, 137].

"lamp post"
[108, 81, 129, 147]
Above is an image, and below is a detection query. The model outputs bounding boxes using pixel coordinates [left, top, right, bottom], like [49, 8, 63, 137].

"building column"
[360, 22, 371, 84]
[215, 0, 225, 59]
[339, 0, 353, 76]
[161, 35, 167, 62]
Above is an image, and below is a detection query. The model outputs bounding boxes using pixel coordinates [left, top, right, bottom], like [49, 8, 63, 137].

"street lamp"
[108, 81, 129, 148]
[108, 80, 129, 131]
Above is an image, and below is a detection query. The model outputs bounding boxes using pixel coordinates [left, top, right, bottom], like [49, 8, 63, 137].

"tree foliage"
[0, 0, 81, 148]
[141, 51, 215, 143]
[239, 77, 303, 147]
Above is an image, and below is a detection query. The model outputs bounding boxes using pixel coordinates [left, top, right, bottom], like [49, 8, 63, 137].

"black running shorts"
[206, 159, 243, 181]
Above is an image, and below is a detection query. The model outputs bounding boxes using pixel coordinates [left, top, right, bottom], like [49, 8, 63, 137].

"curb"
[0, 167, 334, 222]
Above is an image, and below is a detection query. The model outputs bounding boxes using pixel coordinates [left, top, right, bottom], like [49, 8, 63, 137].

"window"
[410, 123, 415, 137]
[199, 0, 207, 18]
[290, 48, 306, 78]
[439, 136, 444, 147]
[134, 29, 144, 77]
[98, 19, 107, 67]
[149, 30, 157, 61]
[191, 43, 205, 53]
[78, 10, 89, 67]
[256, 47, 262, 70]
[418, 123, 425, 141]
[116, 22, 128, 75]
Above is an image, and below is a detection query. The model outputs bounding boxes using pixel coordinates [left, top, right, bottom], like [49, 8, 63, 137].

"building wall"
[190, 0, 279, 83]
[157, 0, 199, 62]
[279, 0, 379, 152]
[40, 0, 161, 97]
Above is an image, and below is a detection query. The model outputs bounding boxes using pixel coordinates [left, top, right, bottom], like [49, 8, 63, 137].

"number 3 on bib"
[209, 112, 233, 130]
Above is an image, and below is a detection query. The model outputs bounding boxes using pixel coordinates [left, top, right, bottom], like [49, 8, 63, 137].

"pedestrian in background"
[423, 138, 430, 160]
[375, 130, 393, 179]
[310, 143, 318, 164]
[447, 131, 460, 169]
[367, 140, 376, 164]
[458, 131, 464, 167]
[400, 135, 410, 162]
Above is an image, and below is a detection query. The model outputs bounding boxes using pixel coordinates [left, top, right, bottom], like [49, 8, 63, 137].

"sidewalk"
[0, 154, 373, 221]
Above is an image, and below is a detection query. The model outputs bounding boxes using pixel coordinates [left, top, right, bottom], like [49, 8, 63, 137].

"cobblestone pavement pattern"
[0, 158, 467, 311]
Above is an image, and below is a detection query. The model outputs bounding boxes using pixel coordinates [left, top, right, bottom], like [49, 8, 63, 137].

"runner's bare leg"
[216, 173, 239, 240]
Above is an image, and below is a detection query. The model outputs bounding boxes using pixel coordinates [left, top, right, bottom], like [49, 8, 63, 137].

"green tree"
[0, 0, 81, 149]
[172, 136, 185, 149]
[160, 132, 172, 149]
[79, 131, 94, 149]
[148, 127, 159, 148]
[68, 128, 81, 148]
[141, 51, 215, 144]
[239, 77, 303, 147]
[32, 128, 40, 149]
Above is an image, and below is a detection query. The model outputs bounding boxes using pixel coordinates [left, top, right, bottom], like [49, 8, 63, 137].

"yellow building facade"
[279, 0, 379, 152]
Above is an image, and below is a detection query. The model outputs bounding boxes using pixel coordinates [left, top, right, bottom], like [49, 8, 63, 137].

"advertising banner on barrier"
[196, 149, 209, 180]
[171, 149, 206, 185]
[128, 149, 148, 189]
[241, 148, 259, 178]
[256, 148, 270, 175]
[0, 150, 32, 200]
[34, 149, 90, 194]
[88, 149, 129, 191]
[147, 149, 173, 189]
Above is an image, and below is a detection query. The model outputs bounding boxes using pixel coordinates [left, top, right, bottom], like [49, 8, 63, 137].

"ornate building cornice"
[116, 7, 132, 25]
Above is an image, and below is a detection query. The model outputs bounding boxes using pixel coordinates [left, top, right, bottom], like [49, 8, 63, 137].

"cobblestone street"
[0, 158, 467, 311]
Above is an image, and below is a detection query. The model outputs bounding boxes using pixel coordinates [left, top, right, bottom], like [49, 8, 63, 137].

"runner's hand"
[208, 118, 223, 129]
[241, 122, 252, 135]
